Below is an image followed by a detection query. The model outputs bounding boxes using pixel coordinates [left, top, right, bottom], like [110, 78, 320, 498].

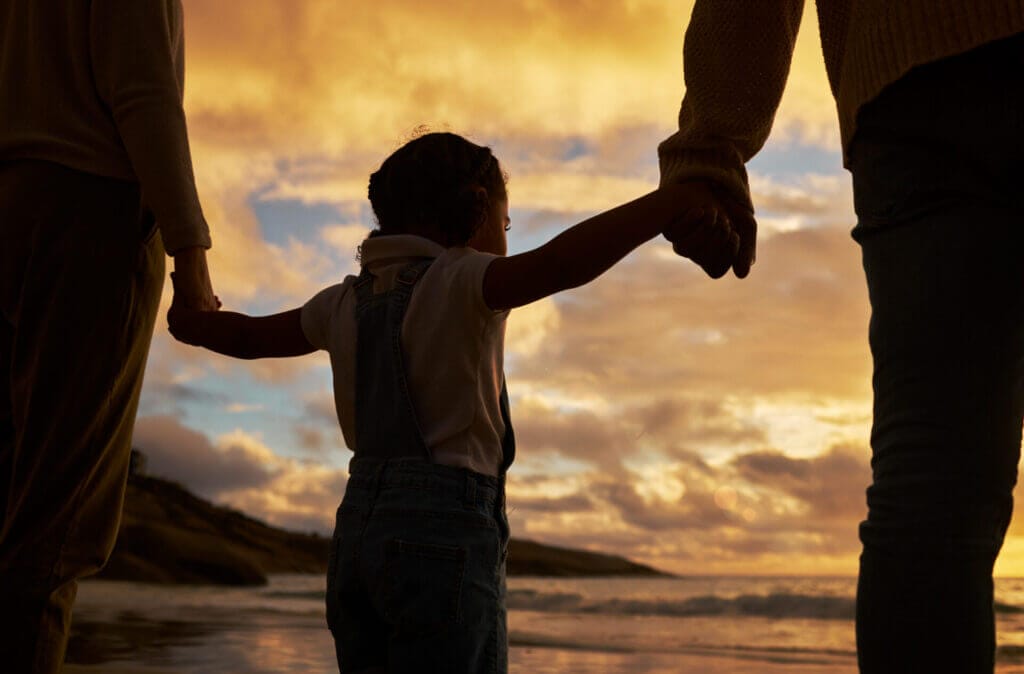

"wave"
[259, 587, 1024, 622]
[507, 589, 857, 620]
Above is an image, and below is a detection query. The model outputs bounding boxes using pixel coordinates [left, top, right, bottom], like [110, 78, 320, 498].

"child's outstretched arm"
[483, 183, 740, 311]
[169, 306, 315, 360]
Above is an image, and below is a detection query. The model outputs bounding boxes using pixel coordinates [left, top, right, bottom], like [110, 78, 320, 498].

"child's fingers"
[167, 314, 201, 346]
[662, 207, 707, 244]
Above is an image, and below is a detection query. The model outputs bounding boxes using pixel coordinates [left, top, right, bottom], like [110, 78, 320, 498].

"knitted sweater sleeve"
[658, 0, 805, 211]
[90, 0, 211, 254]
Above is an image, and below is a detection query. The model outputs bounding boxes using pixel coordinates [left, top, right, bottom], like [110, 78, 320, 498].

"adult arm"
[658, 0, 805, 277]
[90, 0, 218, 308]
[482, 183, 739, 311]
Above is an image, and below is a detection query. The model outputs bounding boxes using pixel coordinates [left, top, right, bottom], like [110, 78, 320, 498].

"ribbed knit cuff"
[657, 135, 754, 213]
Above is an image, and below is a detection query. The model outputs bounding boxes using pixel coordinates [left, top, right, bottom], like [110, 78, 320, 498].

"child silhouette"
[169, 131, 733, 673]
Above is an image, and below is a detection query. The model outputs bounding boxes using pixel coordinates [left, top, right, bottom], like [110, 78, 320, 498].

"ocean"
[67, 575, 1024, 673]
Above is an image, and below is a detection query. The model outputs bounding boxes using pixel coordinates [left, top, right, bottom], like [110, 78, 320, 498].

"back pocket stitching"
[384, 539, 467, 630]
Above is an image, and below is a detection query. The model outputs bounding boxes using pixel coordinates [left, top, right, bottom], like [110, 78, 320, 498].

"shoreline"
[64, 575, 1024, 674]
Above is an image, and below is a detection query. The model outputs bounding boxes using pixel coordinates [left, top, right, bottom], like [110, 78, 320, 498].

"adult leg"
[856, 207, 1024, 672]
[852, 35, 1024, 673]
[0, 161, 165, 673]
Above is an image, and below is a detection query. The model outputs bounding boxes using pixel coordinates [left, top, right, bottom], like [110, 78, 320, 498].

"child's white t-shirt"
[300, 234, 509, 477]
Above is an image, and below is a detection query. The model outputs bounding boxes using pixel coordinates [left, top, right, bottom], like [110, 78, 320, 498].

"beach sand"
[62, 604, 860, 674]
[65, 648, 857, 674]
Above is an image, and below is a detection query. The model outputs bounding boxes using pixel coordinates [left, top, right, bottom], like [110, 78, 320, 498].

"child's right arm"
[168, 307, 316, 360]
[482, 182, 740, 311]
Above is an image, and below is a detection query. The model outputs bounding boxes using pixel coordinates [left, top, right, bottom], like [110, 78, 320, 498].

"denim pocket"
[384, 539, 466, 632]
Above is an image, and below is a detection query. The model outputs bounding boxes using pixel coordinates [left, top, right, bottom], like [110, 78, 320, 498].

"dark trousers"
[0, 160, 164, 673]
[851, 34, 1024, 673]
[328, 459, 510, 674]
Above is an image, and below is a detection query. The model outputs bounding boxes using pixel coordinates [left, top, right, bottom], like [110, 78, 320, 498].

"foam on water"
[67, 574, 1024, 672]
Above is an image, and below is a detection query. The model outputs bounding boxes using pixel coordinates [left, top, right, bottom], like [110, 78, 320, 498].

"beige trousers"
[0, 160, 165, 673]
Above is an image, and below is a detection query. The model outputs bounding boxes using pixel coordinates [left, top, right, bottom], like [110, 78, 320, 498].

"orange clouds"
[133, 1, 1008, 577]
[180, 1, 837, 156]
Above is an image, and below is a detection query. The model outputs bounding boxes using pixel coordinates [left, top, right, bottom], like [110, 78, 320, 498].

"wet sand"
[62, 610, 859, 673]
[66, 649, 857, 674]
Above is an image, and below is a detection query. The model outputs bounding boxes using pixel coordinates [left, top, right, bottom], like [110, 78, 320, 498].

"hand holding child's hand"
[658, 181, 757, 279]
[168, 272, 219, 346]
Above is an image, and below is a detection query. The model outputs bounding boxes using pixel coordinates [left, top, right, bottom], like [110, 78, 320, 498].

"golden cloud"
[136, 2, 1004, 576]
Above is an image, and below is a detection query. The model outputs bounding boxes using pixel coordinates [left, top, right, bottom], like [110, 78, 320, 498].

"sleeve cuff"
[162, 221, 213, 255]
[657, 135, 755, 212]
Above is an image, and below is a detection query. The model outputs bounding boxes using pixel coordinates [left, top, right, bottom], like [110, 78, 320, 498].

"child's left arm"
[168, 307, 316, 360]
[482, 182, 740, 311]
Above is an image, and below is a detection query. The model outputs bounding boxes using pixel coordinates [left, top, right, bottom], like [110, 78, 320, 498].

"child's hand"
[659, 181, 756, 279]
[167, 304, 213, 346]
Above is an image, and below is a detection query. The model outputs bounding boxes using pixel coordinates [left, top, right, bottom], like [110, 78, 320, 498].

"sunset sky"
[131, 0, 1024, 577]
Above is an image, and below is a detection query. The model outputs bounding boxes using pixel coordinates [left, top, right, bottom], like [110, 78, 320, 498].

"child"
[168, 131, 737, 674]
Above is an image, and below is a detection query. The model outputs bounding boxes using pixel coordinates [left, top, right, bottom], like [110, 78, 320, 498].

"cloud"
[504, 442, 868, 574]
[132, 416, 348, 533]
[749, 173, 855, 234]
[303, 390, 341, 428]
[132, 416, 279, 498]
[509, 493, 594, 515]
[293, 424, 327, 453]
[593, 473, 735, 532]
[226, 403, 265, 413]
[508, 223, 871, 403]
[130, 1, 888, 573]
[222, 460, 348, 533]
[732, 444, 869, 522]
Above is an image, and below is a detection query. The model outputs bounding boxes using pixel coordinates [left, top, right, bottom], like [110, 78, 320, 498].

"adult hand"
[169, 246, 220, 313]
[661, 181, 757, 279]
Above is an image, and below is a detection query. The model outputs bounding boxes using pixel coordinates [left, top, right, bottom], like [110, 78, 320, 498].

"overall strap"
[497, 377, 516, 475]
[353, 259, 434, 461]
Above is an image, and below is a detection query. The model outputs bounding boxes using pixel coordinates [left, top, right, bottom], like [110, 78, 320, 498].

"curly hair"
[368, 132, 507, 246]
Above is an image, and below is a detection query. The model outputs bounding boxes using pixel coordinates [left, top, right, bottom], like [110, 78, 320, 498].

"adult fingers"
[697, 217, 740, 279]
[729, 208, 758, 278]
[671, 210, 738, 279]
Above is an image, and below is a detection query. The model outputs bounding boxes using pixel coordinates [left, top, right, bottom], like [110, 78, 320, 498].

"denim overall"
[326, 259, 515, 674]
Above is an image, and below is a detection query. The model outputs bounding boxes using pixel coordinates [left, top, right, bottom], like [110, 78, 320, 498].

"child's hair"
[368, 132, 507, 246]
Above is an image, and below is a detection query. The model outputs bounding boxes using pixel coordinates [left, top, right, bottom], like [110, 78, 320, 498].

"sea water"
[68, 575, 1024, 673]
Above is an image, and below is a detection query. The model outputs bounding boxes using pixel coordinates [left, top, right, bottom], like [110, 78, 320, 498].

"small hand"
[660, 181, 757, 279]
[166, 298, 208, 346]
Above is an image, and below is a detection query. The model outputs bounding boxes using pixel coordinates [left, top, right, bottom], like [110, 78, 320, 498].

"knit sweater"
[0, 0, 210, 253]
[658, 0, 1024, 210]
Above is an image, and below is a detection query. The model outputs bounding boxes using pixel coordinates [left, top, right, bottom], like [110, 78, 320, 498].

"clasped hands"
[167, 246, 220, 343]
[656, 181, 757, 279]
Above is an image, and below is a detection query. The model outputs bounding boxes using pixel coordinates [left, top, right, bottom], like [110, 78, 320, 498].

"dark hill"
[97, 473, 668, 585]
